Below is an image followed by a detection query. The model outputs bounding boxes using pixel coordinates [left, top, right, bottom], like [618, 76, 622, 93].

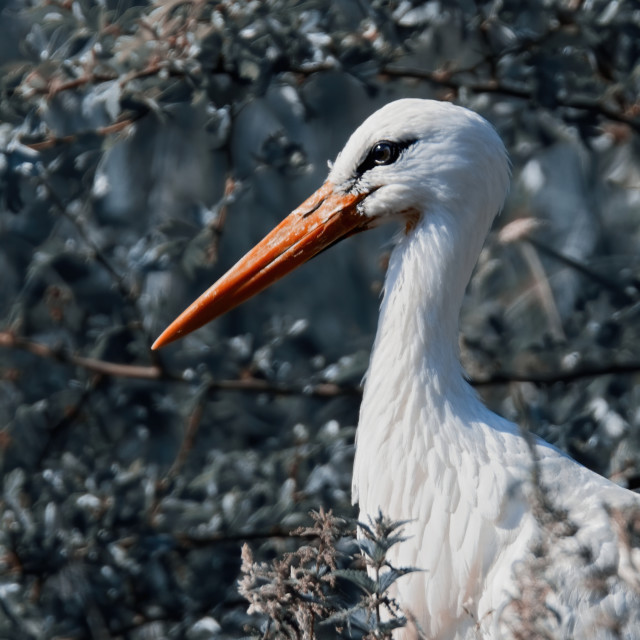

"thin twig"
[40, 177, 164, 357]
[40, 178, 137, 304]
[47, 71, 118, 96]
[22, 109, 149, 151]
[378, 66, 640, 133]
[164, 381, 211, 483]
[205, 174, 235, 265]
[36, 379, 97, 467]
[0, 332, 164, 380]
[472, 362, 640, 387]
[518, 242, 566, 341]
[173, 526, 309, 548]
[2, 330, 640, 394]
[526, 237, 635, 303]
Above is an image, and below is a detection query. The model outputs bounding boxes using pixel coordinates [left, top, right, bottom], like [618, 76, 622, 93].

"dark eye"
[356, 139, 412, 175]
[371, 141, 397, 165]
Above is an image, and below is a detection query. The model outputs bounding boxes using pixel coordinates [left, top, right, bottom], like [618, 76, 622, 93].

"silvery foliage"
[0, 0, 639, 637]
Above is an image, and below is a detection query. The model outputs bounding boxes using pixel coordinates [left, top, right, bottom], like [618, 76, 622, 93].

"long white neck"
[352, 206, 535, 638]
[352, 203, 505, 516]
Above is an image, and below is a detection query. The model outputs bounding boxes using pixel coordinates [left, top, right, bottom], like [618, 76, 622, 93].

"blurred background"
[0, 0, 639, 637]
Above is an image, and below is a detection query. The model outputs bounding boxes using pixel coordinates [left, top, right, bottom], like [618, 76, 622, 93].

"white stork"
[153, 99, 640, 639]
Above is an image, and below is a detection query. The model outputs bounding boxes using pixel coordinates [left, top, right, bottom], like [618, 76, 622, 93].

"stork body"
[153, 100, 640, 638]
[352, 176, 638, 638]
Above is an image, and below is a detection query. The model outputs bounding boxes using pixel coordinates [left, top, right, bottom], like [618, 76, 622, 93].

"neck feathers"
[353, 207, 488, 506]
[375, 208, 481, 385]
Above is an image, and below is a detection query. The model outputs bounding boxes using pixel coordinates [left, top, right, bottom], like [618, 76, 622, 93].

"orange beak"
[152, 181, 369, 350]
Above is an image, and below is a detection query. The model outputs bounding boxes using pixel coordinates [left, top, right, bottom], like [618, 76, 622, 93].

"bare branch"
[379, 66, 640, 133]
[526, 237, 635, 303]
[0, 332, 164, 381]
[163, 383, 210, 484]
[2, 331, 640, 395]
[22, 109, 149, 151]
[472, 362, 640, 387]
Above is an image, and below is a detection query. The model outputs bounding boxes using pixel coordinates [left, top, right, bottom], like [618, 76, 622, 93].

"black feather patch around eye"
[356, 139, 416, 176]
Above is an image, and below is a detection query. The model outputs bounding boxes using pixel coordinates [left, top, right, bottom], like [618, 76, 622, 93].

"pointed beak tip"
[151, 329, 178, 351]
[150, 336, 165, 351]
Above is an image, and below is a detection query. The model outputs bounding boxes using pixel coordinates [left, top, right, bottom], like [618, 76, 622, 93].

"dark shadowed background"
[0, 0, 639, 637]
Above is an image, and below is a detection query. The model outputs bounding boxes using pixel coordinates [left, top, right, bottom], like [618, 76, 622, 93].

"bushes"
[0, 1, 639, 637]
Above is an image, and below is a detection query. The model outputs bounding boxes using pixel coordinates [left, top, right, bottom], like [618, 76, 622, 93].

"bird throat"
[353, 211, 480, 507]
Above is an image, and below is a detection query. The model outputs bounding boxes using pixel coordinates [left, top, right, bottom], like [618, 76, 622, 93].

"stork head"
[329, 99, 509, 230]
[152, 99, 509, 349]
